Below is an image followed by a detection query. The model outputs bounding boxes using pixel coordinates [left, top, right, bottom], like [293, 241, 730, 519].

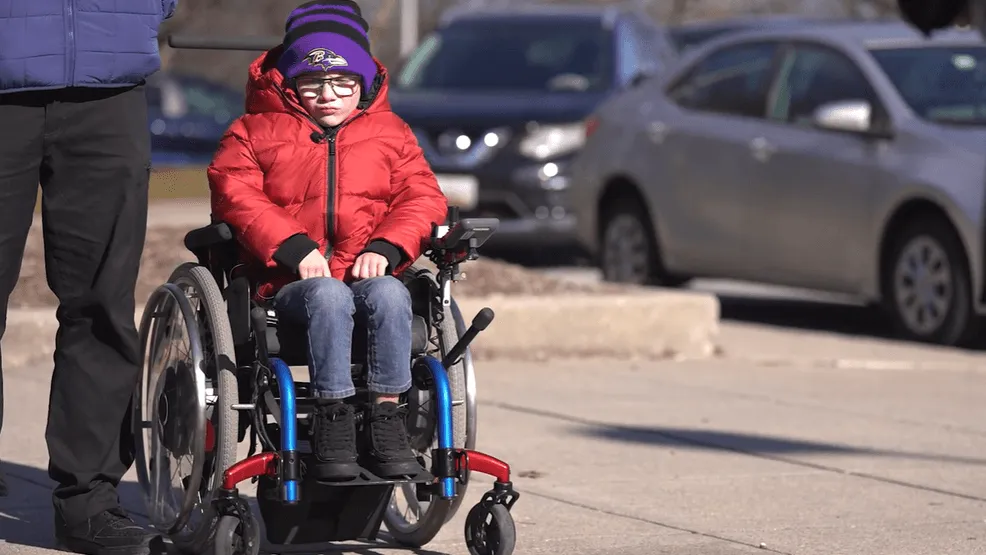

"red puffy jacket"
[208, 46, 448, 302]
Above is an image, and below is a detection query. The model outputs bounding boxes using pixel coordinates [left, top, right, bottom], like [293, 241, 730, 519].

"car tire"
[883, 216, 978, 346]
[599, 196, 688, 287]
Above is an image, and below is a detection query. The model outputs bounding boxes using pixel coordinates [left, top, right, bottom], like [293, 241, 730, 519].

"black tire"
[599, 195, 688, 287]
[464, 504, 516, 555]
[213, 515, 261, 555]
[383, 265, 470, 547]
[168, 263, 240, 551]
[883, 216, 978, 346]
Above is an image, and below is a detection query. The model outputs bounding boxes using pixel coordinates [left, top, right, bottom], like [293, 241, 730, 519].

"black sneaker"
[309, 400, 361, 480]
[54, 508, 157, 555]
[364, 402, 424, 478]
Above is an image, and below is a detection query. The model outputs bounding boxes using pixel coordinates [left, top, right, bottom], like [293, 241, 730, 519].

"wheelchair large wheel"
[384, 267, 474, 547]
[133, 263, 239, 552]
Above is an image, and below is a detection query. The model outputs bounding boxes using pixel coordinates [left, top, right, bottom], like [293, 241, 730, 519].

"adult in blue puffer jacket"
[0, 1, 176, 554]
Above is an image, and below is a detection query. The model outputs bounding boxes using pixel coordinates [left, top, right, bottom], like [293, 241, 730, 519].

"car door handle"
[647, 121, 668, 144]
[749, 136, 776, 162]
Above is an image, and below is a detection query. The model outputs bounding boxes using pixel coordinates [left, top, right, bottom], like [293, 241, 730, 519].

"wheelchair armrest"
[183, 222, 234, 253]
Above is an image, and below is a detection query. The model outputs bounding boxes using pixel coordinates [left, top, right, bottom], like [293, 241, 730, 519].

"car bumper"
[486, 213, 579, 248]
[433, 156, 581, 250]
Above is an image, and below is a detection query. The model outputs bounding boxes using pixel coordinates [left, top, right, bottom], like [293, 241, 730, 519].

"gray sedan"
[569, 21, 986, 346]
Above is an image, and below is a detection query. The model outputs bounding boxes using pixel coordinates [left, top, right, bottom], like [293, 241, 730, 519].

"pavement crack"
[520, 487, 794, 554]
[483, 400, 986, 504]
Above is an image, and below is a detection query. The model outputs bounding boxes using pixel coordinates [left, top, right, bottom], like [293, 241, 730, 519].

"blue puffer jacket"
[0, 0, 177, 93]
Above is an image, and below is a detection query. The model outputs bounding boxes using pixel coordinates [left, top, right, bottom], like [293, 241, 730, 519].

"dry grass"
[33, 166, 210, 212]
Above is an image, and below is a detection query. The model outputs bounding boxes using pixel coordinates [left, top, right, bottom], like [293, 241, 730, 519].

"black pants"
[0, 85, 150, 525]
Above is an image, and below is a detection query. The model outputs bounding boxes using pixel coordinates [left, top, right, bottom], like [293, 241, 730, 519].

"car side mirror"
[812, 100, 891, 138]
[812, 100, 872, 133]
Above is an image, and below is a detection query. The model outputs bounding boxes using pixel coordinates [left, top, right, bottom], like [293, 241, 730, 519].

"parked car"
[666, 14, 827, 54]
[387, 3, 677, 255]
[569, 20, 986, 346]
[147, 71, 245, 167]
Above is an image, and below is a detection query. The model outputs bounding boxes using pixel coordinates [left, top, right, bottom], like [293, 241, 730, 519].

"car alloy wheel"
[885, 217, 976, 346]
[892, 236, 952, 335]
[602, 212, 651, 284]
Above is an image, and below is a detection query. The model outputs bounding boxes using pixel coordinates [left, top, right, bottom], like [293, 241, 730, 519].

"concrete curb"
[455, 292, 719, 360]
[4, 290, 719, 368]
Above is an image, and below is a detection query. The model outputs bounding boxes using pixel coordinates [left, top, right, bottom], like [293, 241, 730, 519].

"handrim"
[133, 283, 207, 536]
[382, 271, 472, 545]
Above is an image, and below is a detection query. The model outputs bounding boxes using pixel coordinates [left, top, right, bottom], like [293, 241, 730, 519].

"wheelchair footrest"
[310, 463, 436, 487]
[255, 467, 414, 545]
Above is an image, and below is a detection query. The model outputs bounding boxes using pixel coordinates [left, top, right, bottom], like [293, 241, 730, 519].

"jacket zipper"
[312, 108, 369, 262]
[324, 129, 337, 260]
[66, 0, 76, 84]
[274, 85, 372, 262]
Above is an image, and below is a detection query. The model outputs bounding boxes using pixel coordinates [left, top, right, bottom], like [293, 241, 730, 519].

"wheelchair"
[130, 207, 518, 555]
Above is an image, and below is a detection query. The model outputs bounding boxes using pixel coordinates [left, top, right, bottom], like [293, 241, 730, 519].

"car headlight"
[518, 122, 586, 161]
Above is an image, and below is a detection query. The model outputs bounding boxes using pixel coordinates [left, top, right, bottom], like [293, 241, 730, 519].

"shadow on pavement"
[0, 461, 450, 555]
[0, 461, 170, 553]
[574, 424, 986, 467]
[716, 293, 986, 351]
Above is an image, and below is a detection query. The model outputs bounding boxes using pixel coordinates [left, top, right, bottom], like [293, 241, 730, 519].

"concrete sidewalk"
[4, 338, 986, 554]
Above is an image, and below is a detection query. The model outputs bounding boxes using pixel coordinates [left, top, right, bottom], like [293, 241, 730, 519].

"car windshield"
[147, 76, 243, 124]
[870, 45, 986, 125]
[394, 19, 613, 93]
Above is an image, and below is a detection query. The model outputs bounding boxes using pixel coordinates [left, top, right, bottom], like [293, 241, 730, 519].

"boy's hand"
[299, 249, 330, 279]
[352, 252, 389, 280]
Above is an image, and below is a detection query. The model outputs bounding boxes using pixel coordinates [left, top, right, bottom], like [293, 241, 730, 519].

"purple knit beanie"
[276, 0, 376, 95]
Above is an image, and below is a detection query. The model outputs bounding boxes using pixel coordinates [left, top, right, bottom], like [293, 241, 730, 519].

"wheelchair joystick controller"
[442, 307, 494, 369]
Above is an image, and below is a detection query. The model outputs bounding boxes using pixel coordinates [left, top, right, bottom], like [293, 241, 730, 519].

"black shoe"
[54, 508, 156, 555]
[310, 400, 361, 480]
[364, 402, 424, 478]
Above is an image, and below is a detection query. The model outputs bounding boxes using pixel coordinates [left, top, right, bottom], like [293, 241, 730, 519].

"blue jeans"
[273, 276, 413, 400]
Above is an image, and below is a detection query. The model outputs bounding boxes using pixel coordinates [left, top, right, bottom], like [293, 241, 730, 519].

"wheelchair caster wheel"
[464, 503, 516, 555]
[213, 515, 260, 555]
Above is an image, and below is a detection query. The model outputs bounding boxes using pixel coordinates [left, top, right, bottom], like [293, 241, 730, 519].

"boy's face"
[294, 72, 362, 127]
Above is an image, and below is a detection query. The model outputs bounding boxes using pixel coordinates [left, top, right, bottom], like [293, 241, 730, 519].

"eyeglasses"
[295, 76, 359, 98]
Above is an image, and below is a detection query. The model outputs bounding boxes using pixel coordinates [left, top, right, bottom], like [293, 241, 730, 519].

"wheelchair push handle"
[441, 307, 494, 369]
[167, 34, 280, 51]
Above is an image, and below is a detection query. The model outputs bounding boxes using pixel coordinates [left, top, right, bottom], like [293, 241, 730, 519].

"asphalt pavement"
[4, 322, 986, 555]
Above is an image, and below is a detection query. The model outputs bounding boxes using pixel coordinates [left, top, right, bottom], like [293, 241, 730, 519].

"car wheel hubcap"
[894, 236, 952, 335]
[603, 214, 649, 283]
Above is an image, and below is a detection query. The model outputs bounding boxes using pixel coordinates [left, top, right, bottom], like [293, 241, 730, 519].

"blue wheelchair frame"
[269, 354, 457, 504]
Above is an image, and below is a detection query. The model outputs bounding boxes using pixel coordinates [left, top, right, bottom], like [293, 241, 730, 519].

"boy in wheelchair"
[206, 0, 449, 481]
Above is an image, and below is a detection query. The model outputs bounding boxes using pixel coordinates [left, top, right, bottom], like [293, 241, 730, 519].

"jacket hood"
[244, 44, 393, 119]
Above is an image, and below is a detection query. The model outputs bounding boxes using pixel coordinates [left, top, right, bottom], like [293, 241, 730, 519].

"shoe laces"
[103, 508, 138, 529]
[372, 406, 411, 453]
[315, 405, 352, 453]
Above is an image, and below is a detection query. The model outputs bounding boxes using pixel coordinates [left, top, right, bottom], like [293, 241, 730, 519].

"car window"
[617, 16, 671, 86]
[870, 45, 986, 125]
[769, 45, 878, 125]
[667, 41, 780, 118]
[395, 18, 613, 93]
